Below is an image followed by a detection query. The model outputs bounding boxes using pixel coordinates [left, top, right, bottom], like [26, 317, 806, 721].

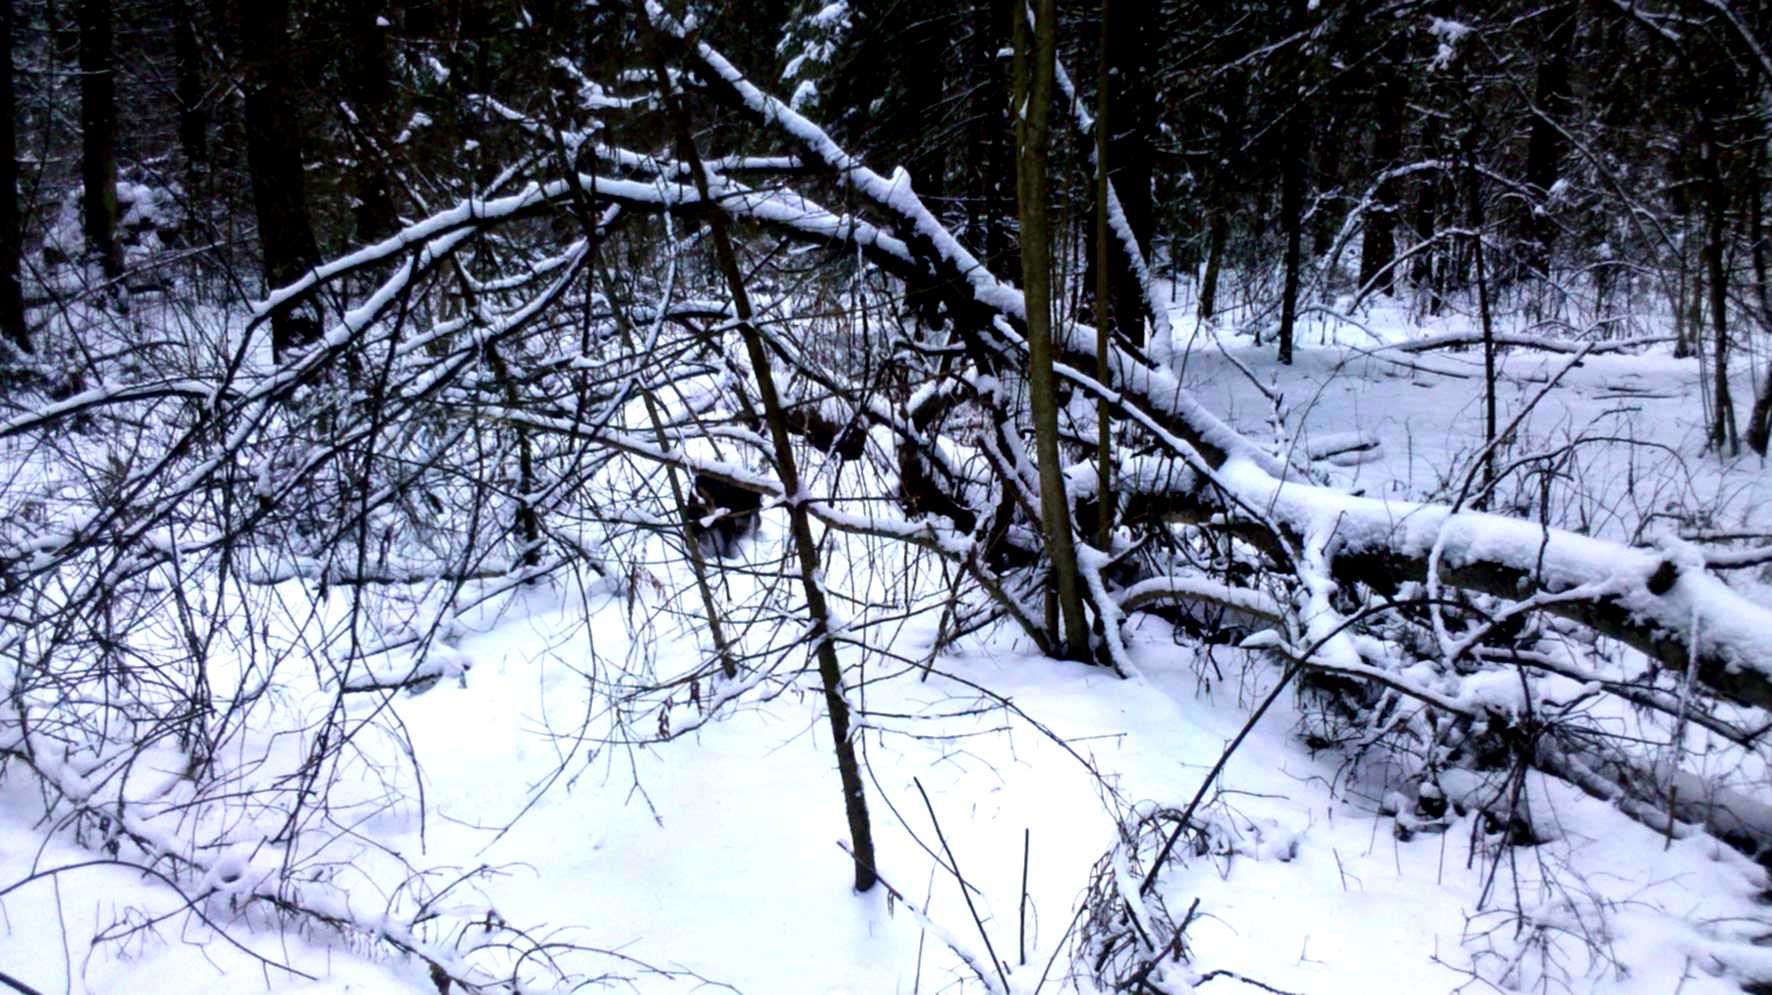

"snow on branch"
[642, 16, 1772, 710]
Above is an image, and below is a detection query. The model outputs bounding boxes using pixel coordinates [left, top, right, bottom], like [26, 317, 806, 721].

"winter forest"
[2, 0, 1772, 992]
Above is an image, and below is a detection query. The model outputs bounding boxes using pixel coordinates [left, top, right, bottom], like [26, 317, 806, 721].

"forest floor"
[4, 294, 1771, 995]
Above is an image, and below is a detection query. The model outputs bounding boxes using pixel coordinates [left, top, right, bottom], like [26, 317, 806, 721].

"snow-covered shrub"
[42, 178, 185, 275]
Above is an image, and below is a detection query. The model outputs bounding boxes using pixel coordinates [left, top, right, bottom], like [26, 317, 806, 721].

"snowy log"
[647, 24, 1772, 713]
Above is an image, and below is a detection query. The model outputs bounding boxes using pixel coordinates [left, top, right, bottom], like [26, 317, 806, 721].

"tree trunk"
[343, 0, 398, 243]
[1751, 143, 1770, 334]
[1466, 144, 1497, 504]
[1310, 129, 1339, 258]
[1520, 3, 1574, 280]
[1105, 0, 1153, 345]
[648, 41, 878, 893]
[1277, 108, 1306, 365]
[173, 0, 206, 188]
[1358, 54, 1404, 298]
[0, 0, 25, 356]
[963, 0, 1010, 276]
[1749, 366, 1772, 456]
[1070, 0, 1155, 343]
[236, 0, 323, 360]
[1411, 117, 1443, 312]
[1199, 211, 1226, 321]
[77, 0, 118, 279]
[987, 0, 1018, 278]
[1092, 0, 1113, 547]
[1015, 0, 1089, 659]
[1698, 107, 1737, 454]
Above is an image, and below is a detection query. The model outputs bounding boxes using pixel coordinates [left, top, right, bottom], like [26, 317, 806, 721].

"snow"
[1427, 17, 1472, 70]
[8, 32, 1772, 995]
[810, 3, 849, 29]
[11, 301, 1772, 991]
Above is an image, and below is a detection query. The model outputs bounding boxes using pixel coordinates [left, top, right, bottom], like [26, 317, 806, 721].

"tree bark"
[1466, 144, 1497, 505]
[1753, 144, 1770, 328]
[963, 0, 1014, 277]
[1411, 117, 1444, 314]
[1015, 0, 1090, 659]
[1357, 53, 1404, 298]
[1093, 0, 1113, 547]
[1105, 0, 1153, 344]
[342, 0, 398, 243]
[1697, 106, 1737, 454]
[1748, 366, 1772, 456]
[1520, 3, 1574, 279]
[1277, 109, 1306, 365]
[0, 0, 26, 355]
[173, 0, 207, 188]
[1275, 0, 1312, 363]
[78, 0, 119, 279]
[1198, 211, 1226, 321]
[235, 0, 323, 360]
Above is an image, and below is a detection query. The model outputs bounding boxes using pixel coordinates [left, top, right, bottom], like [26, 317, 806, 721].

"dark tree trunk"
[647, 42, 878, 892]
[1078, 0, 1154, 344]
[1198, 211, 1227, 320]
[1520, 3, 1574, 280]
[1358, 63, 1404, 297]
[1105, 0, 1153, 344]
[965, 0, 1015, 277]
[1411, 118, 1443, 312]
[1276, 0, 1312, 364]
[1310, 126, 1339, 258]
[78, 0, 118, 278]
[236, 0, 322, 359]
[1749, 366, 1772, 456]
[0, 0, 25, 355]
[898, 7, 948, 206]
[1092, 0, 1113, 547]
[1752, 143, 1770, 332]
[1465, 142, 1497, 504]
[1693, 104, 1737, 453]
[173, 0, 207, 188]
[1014, 0, 1088, 659]
[343, 0, 398, 243]
[1278, 107, 1307, 365]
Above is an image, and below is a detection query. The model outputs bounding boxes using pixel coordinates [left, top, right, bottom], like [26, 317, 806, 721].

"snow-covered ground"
[5, 293, 1770, 995]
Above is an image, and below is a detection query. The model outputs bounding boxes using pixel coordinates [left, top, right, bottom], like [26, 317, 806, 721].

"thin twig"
[915, 777, 1013, 994]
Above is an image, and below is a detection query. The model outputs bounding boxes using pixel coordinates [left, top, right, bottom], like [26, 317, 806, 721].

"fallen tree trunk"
[649, 14, 1772, 712]
[40, 13, 1756, 716]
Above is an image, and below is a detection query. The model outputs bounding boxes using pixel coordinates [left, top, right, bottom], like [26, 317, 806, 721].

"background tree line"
[0, 2, 1760, 343]
[4, 0, 1767, 439]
